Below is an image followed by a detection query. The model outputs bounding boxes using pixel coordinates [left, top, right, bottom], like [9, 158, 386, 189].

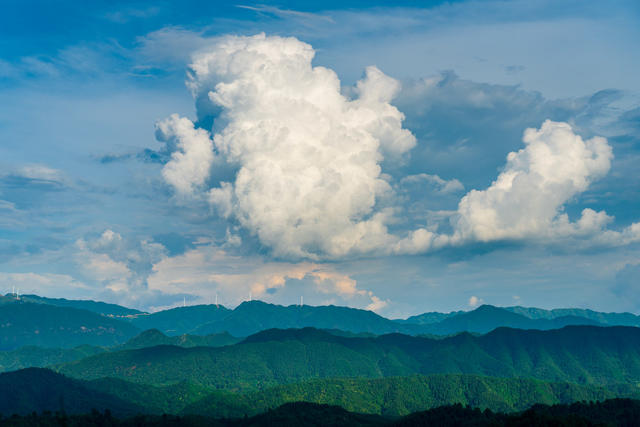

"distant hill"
[415, 305, 602, 335]
[505, 306, 640, 326]
[191, 301, 423, 336]
[57, 325, 640, 390]
[0, 303, 140, 350]
[0, 368, 141, 416]
[2, 293, 143, 317]
[116, 329, 240, 350]
[128, 304, 231, 335]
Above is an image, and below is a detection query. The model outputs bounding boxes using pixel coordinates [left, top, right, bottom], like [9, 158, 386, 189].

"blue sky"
[0, 0, 638, 317]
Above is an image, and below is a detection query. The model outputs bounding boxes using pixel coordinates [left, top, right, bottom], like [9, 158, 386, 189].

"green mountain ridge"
[56, 325, 640, 391]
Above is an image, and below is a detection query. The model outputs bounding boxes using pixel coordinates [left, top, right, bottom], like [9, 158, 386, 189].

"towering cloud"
[160, 33, 415, 258]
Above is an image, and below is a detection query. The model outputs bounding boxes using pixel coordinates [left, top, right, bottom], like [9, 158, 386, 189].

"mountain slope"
[57, 325, 640, 390]
[183, 374, 640, 417]
[0, 303, 140, 350]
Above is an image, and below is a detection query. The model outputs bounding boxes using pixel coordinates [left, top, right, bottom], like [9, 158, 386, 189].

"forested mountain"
[3, 294, 143, 317]
[56, 326, 640, 390]
[2, 368, 639, 418]
[0, 303, 139, 350]
[182, 374, 640, 417]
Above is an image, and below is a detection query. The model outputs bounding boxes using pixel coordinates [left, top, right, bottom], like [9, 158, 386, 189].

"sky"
[0, 0, 639, 317]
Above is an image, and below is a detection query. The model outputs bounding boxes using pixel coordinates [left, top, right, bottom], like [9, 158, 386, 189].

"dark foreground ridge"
[1, 399, 640, 426]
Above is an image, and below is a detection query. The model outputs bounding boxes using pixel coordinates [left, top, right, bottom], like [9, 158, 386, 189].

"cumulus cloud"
[453, 120, 613, 241]
[160, 33, 415, 258]
[394, 120, 640, 253]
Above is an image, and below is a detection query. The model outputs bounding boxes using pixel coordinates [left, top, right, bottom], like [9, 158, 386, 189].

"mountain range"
[1, 293, 640, 424]
[2, 294, 640, 352]
[56, 326, 640, 390]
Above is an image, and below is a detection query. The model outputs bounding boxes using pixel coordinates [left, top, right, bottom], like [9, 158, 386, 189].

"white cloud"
[392, 120, 640, 254]
[161, 33, 416, 259]
[452, 120, 613, 242]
